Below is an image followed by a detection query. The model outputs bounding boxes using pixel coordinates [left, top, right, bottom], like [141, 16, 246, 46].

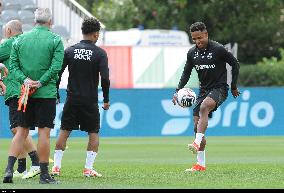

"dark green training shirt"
[9, 25, 64, 99]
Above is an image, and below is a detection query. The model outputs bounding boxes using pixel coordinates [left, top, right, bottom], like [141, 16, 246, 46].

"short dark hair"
[81, 17, 101, 35]
[190, 22, 207, 33]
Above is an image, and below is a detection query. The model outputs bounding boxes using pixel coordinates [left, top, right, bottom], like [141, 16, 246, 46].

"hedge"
[238, 49, 284, 87]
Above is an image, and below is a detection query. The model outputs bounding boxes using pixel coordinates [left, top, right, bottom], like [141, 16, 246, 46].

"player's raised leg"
[188, 97, 216, 154]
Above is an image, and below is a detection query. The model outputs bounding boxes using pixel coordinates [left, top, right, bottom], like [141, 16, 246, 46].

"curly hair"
[190, 22, 207, 33]
[81, 17, 101, 35]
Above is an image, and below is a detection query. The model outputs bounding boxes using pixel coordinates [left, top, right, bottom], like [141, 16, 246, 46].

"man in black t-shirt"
[172, 22, 240, 172]
[51, 18, 110, 178]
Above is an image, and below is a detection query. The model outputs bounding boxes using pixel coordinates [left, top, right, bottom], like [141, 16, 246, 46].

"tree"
[90, 0, 188, 30]
[92, 0, 139, 30]
[184, 0, 284, 64]
[76, 0, 284, 64]
[75, 0, 96, 12]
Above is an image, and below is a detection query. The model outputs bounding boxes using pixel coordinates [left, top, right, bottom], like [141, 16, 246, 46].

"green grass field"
[0, 136, 284, 189]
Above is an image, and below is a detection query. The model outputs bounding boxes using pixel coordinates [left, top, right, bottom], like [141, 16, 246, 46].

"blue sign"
[0, 88, 283, 138]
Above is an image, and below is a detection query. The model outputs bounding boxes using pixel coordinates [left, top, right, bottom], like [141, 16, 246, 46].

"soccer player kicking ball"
[172, 22, 240, 172]
[51, 17, 110, 178]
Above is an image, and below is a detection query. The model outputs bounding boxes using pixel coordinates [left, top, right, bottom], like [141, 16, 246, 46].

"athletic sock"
[54, 150, 64, 168]
[17, 158, 26, 173]
[28, 151, 40, 166]
[85, 151, 97, 170]
[5, 156, 17, 172]
[194, 133, 205, 146]
[197, 151, 206, 167]
[39, 162, 49, 176]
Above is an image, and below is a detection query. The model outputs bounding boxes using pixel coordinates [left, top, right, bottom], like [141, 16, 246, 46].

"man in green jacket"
[3, 8, 64, 184]
[0, 20, 41, 180]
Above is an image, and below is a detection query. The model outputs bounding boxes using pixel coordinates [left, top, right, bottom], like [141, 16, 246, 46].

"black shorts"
[60, 99, 100, 133]
[7, 97, 21, 130]
[17, 98, 56, 129]
[193, 86, 228, 118]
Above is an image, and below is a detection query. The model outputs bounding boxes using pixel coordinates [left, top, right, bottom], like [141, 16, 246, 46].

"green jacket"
[0, 34, 21, 102]
[9, 25, 64, 98]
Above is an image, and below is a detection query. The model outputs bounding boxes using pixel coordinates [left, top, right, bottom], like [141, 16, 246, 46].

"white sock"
[85, 151, 97, 170]
[194, 133, 205, 146]
[54, 150, 64, 168]
[197, 151, 206, 167]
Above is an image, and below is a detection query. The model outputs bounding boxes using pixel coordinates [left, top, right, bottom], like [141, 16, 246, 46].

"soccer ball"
[177, 88, 197, 108]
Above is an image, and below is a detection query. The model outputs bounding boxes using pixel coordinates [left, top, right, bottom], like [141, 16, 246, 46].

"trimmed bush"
[238, 49, 284, 87]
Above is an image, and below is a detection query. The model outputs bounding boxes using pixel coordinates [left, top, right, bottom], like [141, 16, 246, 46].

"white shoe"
[22, 166, 41, 179]
[13, 170, 27, 178]
[83, 168, 102, 177]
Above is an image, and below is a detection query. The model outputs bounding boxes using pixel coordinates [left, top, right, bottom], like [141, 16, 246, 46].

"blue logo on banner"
[0, 88, 283, 138]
